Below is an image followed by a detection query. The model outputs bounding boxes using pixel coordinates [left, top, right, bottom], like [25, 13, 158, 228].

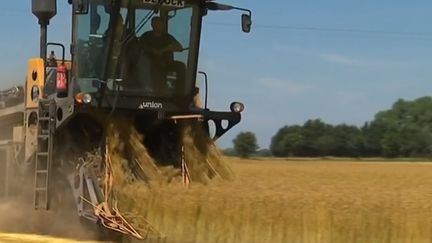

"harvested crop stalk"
[80, 117, 234, 240]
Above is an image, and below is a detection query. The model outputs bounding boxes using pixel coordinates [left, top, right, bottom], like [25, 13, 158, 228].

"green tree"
[270, 96, 432, 158]
[301, 119, 331, 156]
[233, 132, 259, 158]
[270, 125, 304, 157]
[280, 127, 305, 156]
[255, 149, 273, 157]
[222, 148, 237, 157]
[331, 124, 363, 157]
[270, 126, 291, 157]
[365, 97, 432, 157]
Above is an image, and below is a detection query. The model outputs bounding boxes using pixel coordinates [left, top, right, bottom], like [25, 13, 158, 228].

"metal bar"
[168, 114, 204, 120]
[4, 146, 10, 197]
[40, 21, 48, 60]
[85, 177, 100, 206]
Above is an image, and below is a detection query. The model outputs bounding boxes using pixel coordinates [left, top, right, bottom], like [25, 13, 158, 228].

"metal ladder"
[34, 99, 56, 210]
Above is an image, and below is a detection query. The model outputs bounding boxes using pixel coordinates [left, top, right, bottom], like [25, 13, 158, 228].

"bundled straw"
[98, 117, 234, 240]
[181, 121, 234, 184]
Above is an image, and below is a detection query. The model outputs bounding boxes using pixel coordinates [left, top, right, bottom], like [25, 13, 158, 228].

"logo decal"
[138, 101, 163, 109]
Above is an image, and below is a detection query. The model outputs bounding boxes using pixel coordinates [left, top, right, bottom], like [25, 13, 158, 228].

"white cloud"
[319, 52, 415, 69]
[258, 78, 313, 95]
[319, 53, 368, 66]
[273, 44, 411, 69]
[272, 44, 370, 67]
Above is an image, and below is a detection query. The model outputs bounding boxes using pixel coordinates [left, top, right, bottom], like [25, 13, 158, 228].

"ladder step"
[34, 99, 55, 210]
[39, 101, 51, 106]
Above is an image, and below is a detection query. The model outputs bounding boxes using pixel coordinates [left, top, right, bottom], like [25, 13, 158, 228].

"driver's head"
[151, 17, 164, 34]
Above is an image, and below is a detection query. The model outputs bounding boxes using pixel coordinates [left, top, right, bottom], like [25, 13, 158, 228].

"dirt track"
[0, 199, 103, 242]
[0, 233, 105, 243]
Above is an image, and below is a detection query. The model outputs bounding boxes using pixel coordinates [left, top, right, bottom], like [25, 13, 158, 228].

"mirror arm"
[232, 7, 252, 17]
[207, 3, 251, 16]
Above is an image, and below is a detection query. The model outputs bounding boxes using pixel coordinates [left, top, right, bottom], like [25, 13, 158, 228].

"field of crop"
[2, 158, 432, 243]
[119, 158, 432, 243]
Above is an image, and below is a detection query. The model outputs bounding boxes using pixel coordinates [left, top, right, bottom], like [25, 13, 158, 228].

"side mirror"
[241, 14, 252, 33]
[207, 2, 252, 33]
[73, 0, 89, 14]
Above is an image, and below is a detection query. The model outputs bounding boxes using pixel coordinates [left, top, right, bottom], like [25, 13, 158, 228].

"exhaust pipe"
[32, 0, 57, 60]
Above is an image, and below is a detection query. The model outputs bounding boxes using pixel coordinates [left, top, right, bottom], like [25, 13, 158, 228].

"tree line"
[230, 97, 432, 158]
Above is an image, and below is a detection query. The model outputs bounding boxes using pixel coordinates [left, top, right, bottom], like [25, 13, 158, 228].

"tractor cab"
[31, 0, 250, 139]
[70, 0, 251, 113]
[74, 0, 197, 110]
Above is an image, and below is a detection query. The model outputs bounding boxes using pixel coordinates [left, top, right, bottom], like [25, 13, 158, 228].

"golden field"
[124, 157, 432, 243]
[3, 158, 432, 243]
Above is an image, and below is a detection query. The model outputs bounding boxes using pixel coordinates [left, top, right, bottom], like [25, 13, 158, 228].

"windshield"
[74, 0, 197, 98]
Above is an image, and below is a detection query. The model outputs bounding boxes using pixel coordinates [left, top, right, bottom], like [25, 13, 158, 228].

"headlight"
[75, 92, 92, 104]
[230, 102, 245, 113]
[83, 93, 92, 104]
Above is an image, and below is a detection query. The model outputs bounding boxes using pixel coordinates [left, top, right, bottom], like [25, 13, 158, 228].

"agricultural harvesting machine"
[0, 0, 250, 240]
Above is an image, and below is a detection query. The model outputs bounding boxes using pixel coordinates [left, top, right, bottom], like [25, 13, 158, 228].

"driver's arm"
[161, 35, 182, 53]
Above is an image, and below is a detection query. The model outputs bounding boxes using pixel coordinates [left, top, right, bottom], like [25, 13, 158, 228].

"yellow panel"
[26, 58, 45, 109]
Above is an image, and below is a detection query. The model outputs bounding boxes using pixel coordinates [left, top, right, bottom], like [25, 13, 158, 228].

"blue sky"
[2, 1, 432, 148]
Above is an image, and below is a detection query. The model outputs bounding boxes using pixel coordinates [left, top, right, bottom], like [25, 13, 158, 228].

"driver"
[139, 17, 185, 92]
